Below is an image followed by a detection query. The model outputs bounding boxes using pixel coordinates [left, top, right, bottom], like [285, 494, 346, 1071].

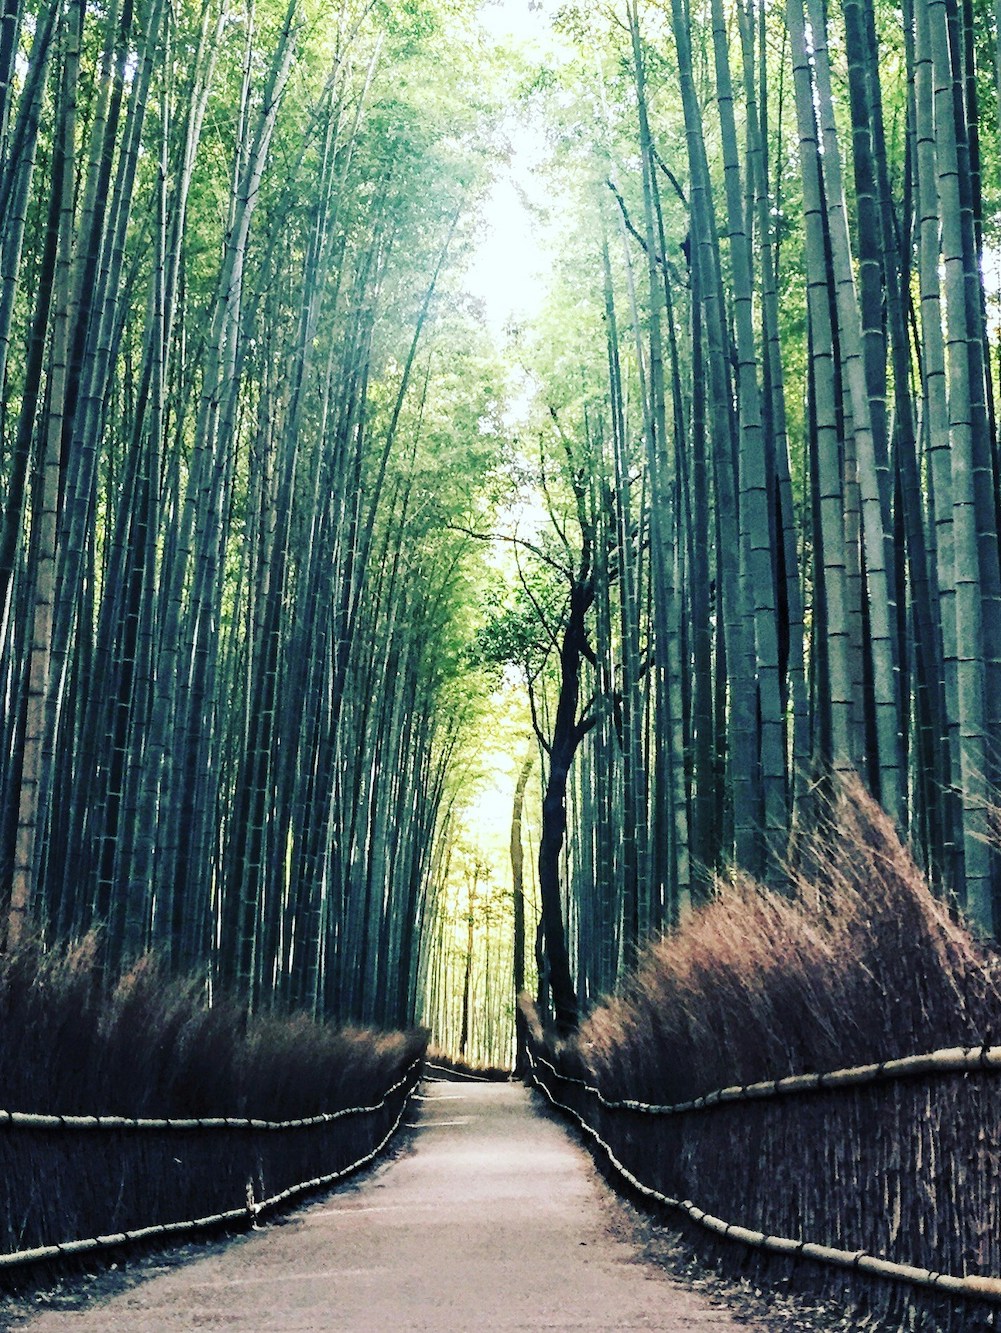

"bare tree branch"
[444, 522, 572, 581]
[515, 544, 562, 656]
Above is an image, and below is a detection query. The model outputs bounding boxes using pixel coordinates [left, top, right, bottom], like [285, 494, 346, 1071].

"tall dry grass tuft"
[533, 780, 1001, 1329]
[577, 779, 1001, 1105]
[0, 938, 426, 1270]
[0, 938, 425, 1119]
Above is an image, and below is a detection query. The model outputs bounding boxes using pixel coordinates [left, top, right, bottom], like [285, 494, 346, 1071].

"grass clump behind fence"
[532, 781, 1001, 1330]
[425, 1048, 513, 1082]
[0, 939, 426, 1269]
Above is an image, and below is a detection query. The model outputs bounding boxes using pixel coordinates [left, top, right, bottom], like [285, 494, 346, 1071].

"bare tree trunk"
[511, 750, 533, 1073]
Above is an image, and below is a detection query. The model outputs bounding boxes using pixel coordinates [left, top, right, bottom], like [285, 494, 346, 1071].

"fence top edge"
[528, 1042, 1001, 1115]
[0, 1055, 423, 1133]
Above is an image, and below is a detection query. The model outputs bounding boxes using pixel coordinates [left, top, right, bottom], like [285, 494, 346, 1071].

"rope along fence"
[527, 1041, 1001, 1309]
[0, 1056, 422, 1272]
[530, 1043, 1001, 1113]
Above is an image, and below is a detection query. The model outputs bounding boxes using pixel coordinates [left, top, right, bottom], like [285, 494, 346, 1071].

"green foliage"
[473, 568, 568, 679]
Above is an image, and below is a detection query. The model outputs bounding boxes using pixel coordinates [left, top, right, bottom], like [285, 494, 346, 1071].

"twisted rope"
[0, 1058, 422, 1270]
[533, 1043, 1001, 1115]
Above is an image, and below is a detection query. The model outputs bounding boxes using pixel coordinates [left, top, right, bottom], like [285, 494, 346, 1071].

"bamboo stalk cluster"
[0, 0, 501, 1021]
[521, 0, 1001, 1024]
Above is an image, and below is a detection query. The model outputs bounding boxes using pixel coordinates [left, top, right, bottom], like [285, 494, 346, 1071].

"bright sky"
[464, 0, 568, 335]
[445, 3, 566, 879]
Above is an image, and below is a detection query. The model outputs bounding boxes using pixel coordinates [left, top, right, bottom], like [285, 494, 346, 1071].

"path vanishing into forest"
[16, 1078, 768, 1332]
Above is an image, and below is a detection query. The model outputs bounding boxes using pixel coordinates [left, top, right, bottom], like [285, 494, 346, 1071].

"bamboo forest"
[4, 0, 1001, 1052]
[2, 0, 1001, 1039]
[11, 0, 1001, 1322]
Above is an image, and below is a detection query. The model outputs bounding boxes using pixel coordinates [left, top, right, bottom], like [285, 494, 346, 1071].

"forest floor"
[1, 1078, 855, 1331]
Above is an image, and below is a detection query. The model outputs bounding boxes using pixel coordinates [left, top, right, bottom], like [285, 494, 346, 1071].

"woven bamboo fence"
[0, 1055, 422, 1272]
[527, 1036, 1001, 1328]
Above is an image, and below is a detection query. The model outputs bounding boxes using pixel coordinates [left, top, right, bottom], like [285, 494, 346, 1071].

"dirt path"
[16, 1080, 776, 1331]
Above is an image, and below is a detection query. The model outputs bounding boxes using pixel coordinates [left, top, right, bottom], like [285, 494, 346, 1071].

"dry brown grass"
[0, 939, 427, 1270]
[575, 780, 1001, 1105]
[0, 938, 425, 1119]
